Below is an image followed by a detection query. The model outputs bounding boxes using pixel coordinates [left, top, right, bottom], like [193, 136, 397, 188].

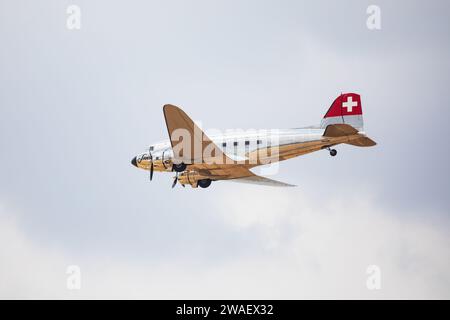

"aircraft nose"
[131, 156, 137, 167]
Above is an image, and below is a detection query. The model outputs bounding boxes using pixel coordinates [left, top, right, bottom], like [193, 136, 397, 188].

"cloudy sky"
[1, 0, 449, 299]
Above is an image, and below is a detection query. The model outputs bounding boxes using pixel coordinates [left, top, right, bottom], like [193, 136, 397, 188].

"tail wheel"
[198, 179, 212, 188]
[330, 149, 337, 157]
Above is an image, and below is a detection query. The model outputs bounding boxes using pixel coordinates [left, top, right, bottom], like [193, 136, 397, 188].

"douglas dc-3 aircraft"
[131, 93, 376, 188]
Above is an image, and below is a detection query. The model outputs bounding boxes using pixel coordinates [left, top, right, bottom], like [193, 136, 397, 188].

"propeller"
[148, 148, 154, 181]
[172, 172, 178, 188]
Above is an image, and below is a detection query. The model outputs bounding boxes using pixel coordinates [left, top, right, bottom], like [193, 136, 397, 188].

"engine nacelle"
[178, 171, 213, 188]
[178, 171, 201, 187]
[153, 158, 173, 172]
[136, 148, 174, 172]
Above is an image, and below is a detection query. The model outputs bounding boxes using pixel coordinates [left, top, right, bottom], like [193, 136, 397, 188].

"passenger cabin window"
[245, 141, 250, 146]
[222, 142, 227, 147]
[149, 146, 154, 151]
[233, 141, 238, 146]
[257, 140, 262, 145]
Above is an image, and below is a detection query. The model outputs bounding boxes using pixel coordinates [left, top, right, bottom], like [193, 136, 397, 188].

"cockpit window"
[149, 146, 154, 151]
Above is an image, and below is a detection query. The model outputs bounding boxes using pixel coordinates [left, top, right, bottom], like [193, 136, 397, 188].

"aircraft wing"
[229, 174, 296, 187]
[163, 104, 233, 165]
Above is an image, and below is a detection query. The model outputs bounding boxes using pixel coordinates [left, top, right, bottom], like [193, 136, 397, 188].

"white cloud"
[0, 204, 68, 299]
[213, 186, 450, 299]
[1, 188, 449, 299]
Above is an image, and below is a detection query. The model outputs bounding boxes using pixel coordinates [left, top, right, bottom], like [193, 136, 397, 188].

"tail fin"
[320, 93, 364, 131]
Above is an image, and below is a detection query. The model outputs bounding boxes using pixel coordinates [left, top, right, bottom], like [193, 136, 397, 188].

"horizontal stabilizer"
[323, 123, 376, 147]
[346, 136, 377, 147]
[323, 123, 358, 137]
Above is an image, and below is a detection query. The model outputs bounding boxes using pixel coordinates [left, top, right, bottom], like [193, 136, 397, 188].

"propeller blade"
[172, 173, 178, 188]
[150, 161, 154, 181]
[149, 150, 153, 181]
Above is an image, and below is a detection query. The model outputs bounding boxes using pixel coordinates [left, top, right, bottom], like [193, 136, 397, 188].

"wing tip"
[163, 104, 178, 112]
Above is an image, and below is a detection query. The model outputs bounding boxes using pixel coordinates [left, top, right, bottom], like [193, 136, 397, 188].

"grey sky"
[0, 0, 449, 298]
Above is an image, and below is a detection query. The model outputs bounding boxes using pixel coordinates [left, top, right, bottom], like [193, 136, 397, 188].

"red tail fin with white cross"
[320, 93, 364, 130]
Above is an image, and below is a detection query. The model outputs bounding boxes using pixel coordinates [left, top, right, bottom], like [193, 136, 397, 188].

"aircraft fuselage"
[133, 127, 363, 173]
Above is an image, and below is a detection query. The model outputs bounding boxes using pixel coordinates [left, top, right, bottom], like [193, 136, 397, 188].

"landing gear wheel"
[198, 179, 212, 188]
[173, 162, 187, 172]
[329, 149, 337, 157]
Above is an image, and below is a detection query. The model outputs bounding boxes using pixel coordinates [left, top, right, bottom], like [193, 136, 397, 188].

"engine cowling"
[137, 148, 175, 172]
[178, 171, 208, 188]
[178, 171, 200, 187]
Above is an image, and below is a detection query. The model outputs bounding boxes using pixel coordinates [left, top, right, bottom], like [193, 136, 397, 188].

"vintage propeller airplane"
[131, 93, 376, 188]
